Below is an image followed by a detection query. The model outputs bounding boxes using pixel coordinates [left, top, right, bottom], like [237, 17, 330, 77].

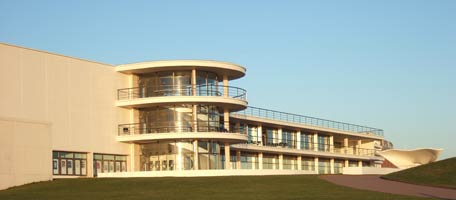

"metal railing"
[245, 136, 376, 157]
[234, 106, 384, 137]
[117, 84, 247, 100]
[118, 123, 246, 136]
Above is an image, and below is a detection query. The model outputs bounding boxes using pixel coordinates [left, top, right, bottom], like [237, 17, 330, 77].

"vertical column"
[191, 68, 197, 95]
[314, 157, 319, 174]
[225, 142, 231, 169]
[224, 108, 230, 131]
[192, 105, 198, 132]
[357, 140, 362, 155]
[278, 128, 282, 146]
[177, 142, 183, 171]
[129, 109, 139, 124]
[257, 125, 263, 145]
[87, 152, 94, 177]
[223, 75, 229, 97]
[329, 135, 334, 153]
[313, 132, 319, 151]
[279, 154, 283, 170]
[330, 158, 335, 174]
[193, 140, 199, 170]
[128, 74, 138, 97]
[296, 130, 301, 150]
[235, 122, 241, 133]
[236, 150, 241, 169]
[343, 138, 349, 154]
[297, 156, 302, 170]
[191, 69, 198, 132]
[272, 156, 277, 169]
[258, 152, 263, 170]
[130, 143, 141, 172]
[344, 160, 349, 168]
[358, 160, 363, 167]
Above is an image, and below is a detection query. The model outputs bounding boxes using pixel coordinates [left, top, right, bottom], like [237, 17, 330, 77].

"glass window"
[301, 157, 315, 171]
[301, 134, 313, 150]
[240, 153, 258, 169]
[93, 153, 127, 175]
[263, 154, 279, 169]
[318, 159, 331, 174]
[52, 151, 87, 176]
[283, 156, 297, 170]
[140, 141, 195, 171]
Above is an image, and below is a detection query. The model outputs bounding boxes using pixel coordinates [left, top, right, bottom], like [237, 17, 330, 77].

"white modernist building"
[0, 43, 439, 190]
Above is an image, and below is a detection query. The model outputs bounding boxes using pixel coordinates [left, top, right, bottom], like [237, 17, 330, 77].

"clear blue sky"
[1, 0, 455, 159]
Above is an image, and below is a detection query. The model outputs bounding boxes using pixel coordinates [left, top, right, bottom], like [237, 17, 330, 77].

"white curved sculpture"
[378, 148, 443, 169]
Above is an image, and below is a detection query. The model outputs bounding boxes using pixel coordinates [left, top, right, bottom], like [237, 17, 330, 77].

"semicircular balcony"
[116, 84, 247, 111]
[116, 123, 248, 143]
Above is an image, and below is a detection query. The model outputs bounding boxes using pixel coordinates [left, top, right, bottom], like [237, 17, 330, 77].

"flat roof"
[116, 60, 246, 80]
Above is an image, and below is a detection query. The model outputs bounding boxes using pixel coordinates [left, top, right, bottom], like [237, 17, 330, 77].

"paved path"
[320, 175, 456, 199]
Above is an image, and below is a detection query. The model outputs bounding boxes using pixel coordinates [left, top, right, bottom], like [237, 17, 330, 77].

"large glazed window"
[139, 140, 224, 171]
[52, 151, 87, 176]
[139, 105, 194, 132]
[140, 141, 195, 171]
[197, 105, 220, 131]
[196, 71, 219, 96]
[283, 155, 298, 170]
[93, 154, 127, 176]
[301, 157, 315, 171]
[198, 141, 223, 170]
[300, 134, 313, 150]
[263, 154, 279, 170]
[118, 70, 246, 100]
[318, 158, 331, 174]
[134, 104, 221, 133]
[138, 71, 192, 97]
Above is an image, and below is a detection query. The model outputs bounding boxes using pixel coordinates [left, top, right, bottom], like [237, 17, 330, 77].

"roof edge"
[0, 42, 114, 67]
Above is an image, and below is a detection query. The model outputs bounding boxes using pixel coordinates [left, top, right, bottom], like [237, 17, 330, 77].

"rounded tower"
[116, 60, 248, 171]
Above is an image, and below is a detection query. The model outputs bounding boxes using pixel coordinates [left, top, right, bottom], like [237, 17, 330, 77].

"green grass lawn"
[0, 175, 427, 200]
[383, 157, 456, 189]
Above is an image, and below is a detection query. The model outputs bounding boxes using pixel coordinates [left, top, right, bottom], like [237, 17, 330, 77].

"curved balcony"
[116, 84, 247, 110]
[117, 123, 248, 143]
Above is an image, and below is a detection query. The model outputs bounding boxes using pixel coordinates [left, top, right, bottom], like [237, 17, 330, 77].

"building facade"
[0, 43, 391, 189]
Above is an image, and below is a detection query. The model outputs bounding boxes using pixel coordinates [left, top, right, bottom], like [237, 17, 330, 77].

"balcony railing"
[234, 106, 384, 137]
[244, 136, 376, 157]
[117, 84, 247, 101]
[118, 123, 246, 136]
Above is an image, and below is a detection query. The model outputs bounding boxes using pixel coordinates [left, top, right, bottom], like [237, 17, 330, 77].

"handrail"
[118, 123, 246, 136]
[233, 106, 384, 137]
[117, 84, 247, 100]
[244, 136, 376, 157]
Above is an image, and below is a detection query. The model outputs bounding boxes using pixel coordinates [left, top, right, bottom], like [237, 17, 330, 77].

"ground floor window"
[52, 151, 87, 176]
[301, 157, 315, 171]
[94, 154, 127, 176]
[198, 141, 222, 170]
[140, 141, 194, 171]
[334, 160, 344, 174]
[349, 160, 358, 167]
[221, 150, 237, 170]
[318, 159, 331, 174]
[263, 154, 279, 169]
[240, 152, 259, 169]
[140, 140, 227, 171]
[283, 156, 298, 170]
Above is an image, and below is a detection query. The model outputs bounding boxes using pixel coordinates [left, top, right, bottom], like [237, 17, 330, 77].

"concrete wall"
[342, 167, 401, 175]
[0, 118, 52, 190]
[0, 43, 131, 189]
[98, 169, 317, 178]
[0, 43, 130, 154]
